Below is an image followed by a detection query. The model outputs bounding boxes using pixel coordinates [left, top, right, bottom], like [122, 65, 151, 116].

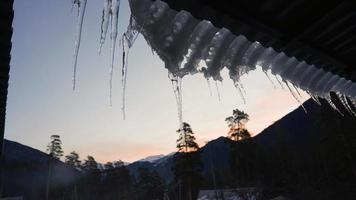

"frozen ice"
[72, 0, 87, 90]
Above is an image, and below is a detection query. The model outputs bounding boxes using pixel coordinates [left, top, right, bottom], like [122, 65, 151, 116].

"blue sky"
[6, 0, 308, 163]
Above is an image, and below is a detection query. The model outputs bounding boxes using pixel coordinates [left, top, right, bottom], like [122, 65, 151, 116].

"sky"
[6, 0, 308, 163]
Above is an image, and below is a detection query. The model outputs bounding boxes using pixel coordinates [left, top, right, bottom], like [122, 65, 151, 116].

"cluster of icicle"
[71, 0, 356, 124]
[97, 0, 121, 107]
[127, 0, 356, 122]
[72, 0, 139, 119]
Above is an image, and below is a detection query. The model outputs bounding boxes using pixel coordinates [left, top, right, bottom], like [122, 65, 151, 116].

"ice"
[337, 93, 356, 116]
[109, 0, 121, 106]
[263, 70, 277, 89]
[98, 0, 110, 54]
[215, 81, 221, 101]
[121, 16, 139, 119]
[285, 81, 307, 113]
[275, 75, 286, 90]
[72, 0, 87, 90]
[169, 73, 183, 128]
[206, 78, 212, 96]
[233, 80, 246, 104]
[326, 97, 343, 116]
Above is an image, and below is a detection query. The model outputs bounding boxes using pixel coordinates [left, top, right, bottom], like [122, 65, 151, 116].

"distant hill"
[2, 139, 79, 199]
[127, 98, 356, 182]
[3, 97, 355, 198]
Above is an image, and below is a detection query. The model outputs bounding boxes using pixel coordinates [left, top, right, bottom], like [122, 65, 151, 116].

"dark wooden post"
[0, 0, 13, 159]
[0, 0, 14, 178]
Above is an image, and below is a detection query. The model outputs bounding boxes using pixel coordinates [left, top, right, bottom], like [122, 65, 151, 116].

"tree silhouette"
[46, 134, 64, 200]
[65, 151, 81, 169]
[82, 155, 101, 199]
[134, 167, 165, 200]
[176, 122, 199, 152]
[225, 109, 251, 141]
[47, 135, 64, 160]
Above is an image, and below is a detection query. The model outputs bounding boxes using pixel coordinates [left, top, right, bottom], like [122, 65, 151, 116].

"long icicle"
[169, 73, 183, 129]
[306, 91, 322, 105]
[263, 70, 277, 89]
[233, 80, 246, 104]
[326, 96, 344, 116]
[285, 81, 307, 113]
[109, 0, 120, 106]
[275, 75, 286, 90]
[206, 78, 212, 96]
[98, 0, 110, 54]
[72, 0, 87, 90]
[292, 83, 303, 98]
[121, 16, 139, 119]
[338, 93, 356, 116]
[215, 81, 221, 102]
[121, 37, 128, 119]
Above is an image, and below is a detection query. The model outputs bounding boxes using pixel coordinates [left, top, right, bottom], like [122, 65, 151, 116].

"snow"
[128, 0, 356, 118]
[69, 0, 356, 121]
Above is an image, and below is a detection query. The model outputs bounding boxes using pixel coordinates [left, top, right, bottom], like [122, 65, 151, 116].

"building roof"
[158, 0, 356, 82]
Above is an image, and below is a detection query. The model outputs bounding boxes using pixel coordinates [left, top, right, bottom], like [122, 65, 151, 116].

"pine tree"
[176, 122, 199, 152]
[173, 122, 203, 200]
[134, 167, 165, 200]
[47, 135, 64, 159]
[225, 109, 251, 141]
[83, 155, 98, 171]
[46, 134, 64, 200]
[82, 156, 101, 199]
[65, 151, 81, 169]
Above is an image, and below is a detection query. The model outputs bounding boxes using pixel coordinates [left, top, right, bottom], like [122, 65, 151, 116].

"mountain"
[127, 98, 356, 183]
[137, 154, 166, 163]
[2, 139, 79, 199]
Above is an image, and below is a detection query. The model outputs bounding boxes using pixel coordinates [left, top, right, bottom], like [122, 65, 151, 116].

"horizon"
[5, 0, 309, 163]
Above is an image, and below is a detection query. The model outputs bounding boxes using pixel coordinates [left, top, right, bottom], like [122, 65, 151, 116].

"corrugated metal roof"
[159, 0, 356, 82]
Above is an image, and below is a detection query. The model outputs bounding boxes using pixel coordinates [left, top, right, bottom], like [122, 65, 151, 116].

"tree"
[65, 151, 81, 200]
[83, 155, 99, 171]
[134, 167, 165, 200]
[172, 152, 203, 200]
[46, 134, 64, 200]
[225, 109, 251, 141]
[47, 135, 64, 160]
[82, 156, 101, 199]
[103, 160, 133, 200]
[65, 151, 81, 169]
[176, 122, 199, 152]
[173, 123, 203, 200]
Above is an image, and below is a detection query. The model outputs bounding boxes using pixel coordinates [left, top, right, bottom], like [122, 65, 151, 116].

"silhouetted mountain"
[127, 98, 356, 184]
[2, 139, 79, 199]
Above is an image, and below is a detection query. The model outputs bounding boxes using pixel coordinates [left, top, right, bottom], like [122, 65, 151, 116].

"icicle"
[285, 81, 307, 113]
[292, 83, 303, 98]
[206, 78, 212, 96]
[121, 37, 129, 119]
[326, 97, 344, 116]
[263, 70, 277, 88]
[215, 81, 221, 101]
[72, 0, 87, 90]
[98, 0, 111, 54]
[306, 91, 322, 105]
[109, 0, 120, 106]
[337, 93, 356, 116]
[233, 80, 246, 104]
[169, 73, 183, 129]
[121, 16, 139, 119]
[275, 75, 285, 90]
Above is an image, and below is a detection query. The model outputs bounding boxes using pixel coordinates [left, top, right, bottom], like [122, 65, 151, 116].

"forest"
[2, 97, 356, 200]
